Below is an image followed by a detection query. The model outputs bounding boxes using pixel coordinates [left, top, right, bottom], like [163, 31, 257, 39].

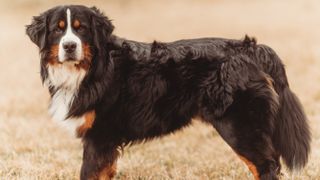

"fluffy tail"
[273, 86, 311, 170]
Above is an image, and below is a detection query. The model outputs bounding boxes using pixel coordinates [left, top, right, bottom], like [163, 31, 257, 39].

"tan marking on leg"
[238, 155, 260, 180]
[77, 110, 95, 137]
[98, 162, 117, 180]
[88, 161, 117, 180]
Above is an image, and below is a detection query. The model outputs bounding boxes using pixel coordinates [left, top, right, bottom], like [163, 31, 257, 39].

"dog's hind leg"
[202, 74, 281, 180]
[80, 140, 119, 180]
[211, 114, 281, 180]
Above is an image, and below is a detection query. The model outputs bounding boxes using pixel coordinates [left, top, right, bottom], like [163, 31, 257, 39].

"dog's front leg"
[80, 140, 119, 180]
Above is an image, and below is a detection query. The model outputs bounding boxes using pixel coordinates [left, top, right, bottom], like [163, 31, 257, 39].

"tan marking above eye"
[58, 20, 65, 29]
[73, 20, 80, 29]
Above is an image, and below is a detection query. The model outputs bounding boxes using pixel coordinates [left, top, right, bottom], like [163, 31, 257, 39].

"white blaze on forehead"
[58, 8, 83, 62]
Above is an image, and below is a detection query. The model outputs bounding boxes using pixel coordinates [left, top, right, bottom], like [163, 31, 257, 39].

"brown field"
[1, 0, 320, 179]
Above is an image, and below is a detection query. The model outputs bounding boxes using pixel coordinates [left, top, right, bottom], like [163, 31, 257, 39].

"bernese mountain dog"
[26, 5, 310, 180]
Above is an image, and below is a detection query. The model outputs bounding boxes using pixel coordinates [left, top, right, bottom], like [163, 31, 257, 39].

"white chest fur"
[45, 64, 86, 136]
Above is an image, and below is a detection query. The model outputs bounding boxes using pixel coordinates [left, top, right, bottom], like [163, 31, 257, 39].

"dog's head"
[26, 5, 114, 83]
[27, 5, 117, 117]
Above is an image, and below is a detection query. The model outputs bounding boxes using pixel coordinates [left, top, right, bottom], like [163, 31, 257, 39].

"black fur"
[26, 5, 311, 180]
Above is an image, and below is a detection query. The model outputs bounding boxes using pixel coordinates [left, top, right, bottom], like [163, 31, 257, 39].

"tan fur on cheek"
[48, 45, 60, 65]
[75, 43, 92, 70]
[83, 43, 92, 61]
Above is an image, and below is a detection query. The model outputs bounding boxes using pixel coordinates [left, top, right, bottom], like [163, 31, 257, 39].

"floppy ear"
[26, 13, 48, 50]
[90, 6, 114, 51]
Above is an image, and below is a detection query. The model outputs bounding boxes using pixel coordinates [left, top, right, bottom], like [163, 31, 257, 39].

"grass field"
[1, 0, 320, 179]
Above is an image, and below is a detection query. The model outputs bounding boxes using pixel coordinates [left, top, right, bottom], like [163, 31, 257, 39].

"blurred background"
[0, 0, 319, 179]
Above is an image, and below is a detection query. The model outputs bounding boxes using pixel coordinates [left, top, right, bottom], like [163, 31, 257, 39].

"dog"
[26, 5, 310, 180]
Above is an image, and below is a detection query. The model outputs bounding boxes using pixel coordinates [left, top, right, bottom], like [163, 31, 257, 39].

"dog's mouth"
[50, 58, 83, 67]
[49, 56, 90, 70]
[64, 54, 77, 61]
[61, 59, 91, 70]
[63, 60, 80, 65]
[58, 52, 82, 63]
[59, 51, 82, 62]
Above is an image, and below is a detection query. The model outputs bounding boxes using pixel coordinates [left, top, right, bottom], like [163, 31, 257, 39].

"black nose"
[63, 42, 77, 53]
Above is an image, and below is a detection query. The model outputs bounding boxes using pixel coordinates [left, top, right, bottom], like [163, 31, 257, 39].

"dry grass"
[1, 0, 320, 179]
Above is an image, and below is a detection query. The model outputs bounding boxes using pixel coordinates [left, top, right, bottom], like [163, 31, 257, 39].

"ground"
[1, 0, 320, 179]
